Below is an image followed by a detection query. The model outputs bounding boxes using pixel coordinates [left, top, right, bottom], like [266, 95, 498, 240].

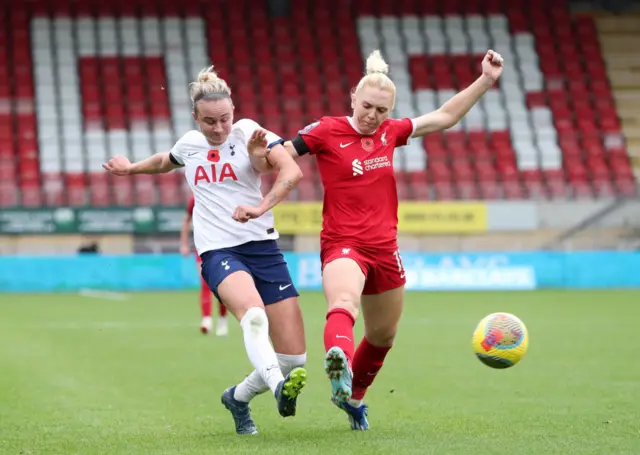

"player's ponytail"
[354, 50, 396, 106]
[189, 65, 232, 112]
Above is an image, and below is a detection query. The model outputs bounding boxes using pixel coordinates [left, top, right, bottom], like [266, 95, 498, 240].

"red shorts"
[320, 244, 406, 295]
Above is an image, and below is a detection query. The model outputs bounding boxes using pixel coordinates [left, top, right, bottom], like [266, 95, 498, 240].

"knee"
[240, 306, 268, 334]
[365, 324, 398, 347]
[328, 292, 360, 319]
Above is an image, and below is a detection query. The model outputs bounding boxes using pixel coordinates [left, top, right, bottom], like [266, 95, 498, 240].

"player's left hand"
[232, 205, 264, 223]
[481, 50, 504, 83]
[247, 129, 269, 159]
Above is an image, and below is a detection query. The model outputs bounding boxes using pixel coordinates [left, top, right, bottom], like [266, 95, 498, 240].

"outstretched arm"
[102, 152, 181, 176]
[411, 50, 504, 138]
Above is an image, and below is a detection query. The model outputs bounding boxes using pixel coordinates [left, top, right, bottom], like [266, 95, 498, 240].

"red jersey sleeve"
[390, 118, 415, 147]
[291, 117, 332, 156]
[186, 196, 195, 215]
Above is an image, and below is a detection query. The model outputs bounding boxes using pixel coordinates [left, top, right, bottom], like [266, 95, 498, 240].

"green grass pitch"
[1, 290, 639, 454]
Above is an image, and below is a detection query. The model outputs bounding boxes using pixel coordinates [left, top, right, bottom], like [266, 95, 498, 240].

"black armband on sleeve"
[291, 135, 311, 156]
[169, 152, 183, 166]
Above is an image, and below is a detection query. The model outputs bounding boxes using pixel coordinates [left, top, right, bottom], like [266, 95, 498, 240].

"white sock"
[348, 398, 363, 407]
[234, 371, 265, 402]
[239, 307, 283, 394]
[234, 352, 307, 402]
[276, 352, 307, 376]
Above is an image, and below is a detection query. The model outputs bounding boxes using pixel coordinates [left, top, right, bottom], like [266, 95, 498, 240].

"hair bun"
[197, 65, 219, 83]
[365, 50, 389, 75]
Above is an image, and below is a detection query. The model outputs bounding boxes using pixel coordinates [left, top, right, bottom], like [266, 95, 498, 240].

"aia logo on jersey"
[194, 163, 238, 185]
[361, 138, 374, 152]
[207, 150, 220, 162]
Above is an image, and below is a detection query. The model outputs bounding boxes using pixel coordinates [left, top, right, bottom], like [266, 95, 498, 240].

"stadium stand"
[0, 0, 637, 208]
[595, 14, 640, 183]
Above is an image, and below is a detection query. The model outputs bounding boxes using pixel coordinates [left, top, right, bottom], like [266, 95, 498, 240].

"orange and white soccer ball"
[471, 312, 529, 369]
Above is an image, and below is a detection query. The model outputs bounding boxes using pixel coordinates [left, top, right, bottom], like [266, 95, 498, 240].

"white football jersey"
[169, 119, 282, 254]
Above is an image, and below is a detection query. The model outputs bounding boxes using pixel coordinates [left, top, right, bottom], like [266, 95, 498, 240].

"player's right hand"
[102, 155, 133, 176]
[232, 205, 264, 223]
[180, 244, 191, 257]
[102, 155, 132, 175]
[247, 129, 269, 158]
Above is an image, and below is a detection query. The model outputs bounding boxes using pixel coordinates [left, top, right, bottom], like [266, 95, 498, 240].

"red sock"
[351, 337, 392, 400]
[218, 300, 227, 318]
[200, 276, 212, 317]
[323, 308, 356, 365]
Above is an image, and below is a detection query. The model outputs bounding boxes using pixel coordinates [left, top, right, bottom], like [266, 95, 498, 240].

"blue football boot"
[220, 386, 258, 435]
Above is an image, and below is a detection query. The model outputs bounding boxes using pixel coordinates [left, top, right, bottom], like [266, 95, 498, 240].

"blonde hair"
[354, 50, 396, 105]
[189, 65, 232, 110]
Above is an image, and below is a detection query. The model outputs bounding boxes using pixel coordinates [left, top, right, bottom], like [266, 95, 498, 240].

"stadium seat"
[3, 0, 635, 206]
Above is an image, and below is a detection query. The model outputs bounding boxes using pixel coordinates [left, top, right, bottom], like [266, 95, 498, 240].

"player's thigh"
[321, 252, 367, 317]
[201, 251, 262, 320]
[360, 249, 407, 346]
[216, 271, 264, 320]
[362, 247, 406, 293]
[361, 285, 405, 347]
[248, 241, 300, 307]
[265, 297, 306, 355]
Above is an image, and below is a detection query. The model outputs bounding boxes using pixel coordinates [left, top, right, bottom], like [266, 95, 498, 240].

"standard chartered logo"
[352, 159, 363, 176]
[364, 156, 391, 170]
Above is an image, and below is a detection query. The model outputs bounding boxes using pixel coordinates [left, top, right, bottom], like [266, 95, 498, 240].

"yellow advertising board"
[271, 202, 324, 234]
[397, 202, 487, 233]
[272, 202, 487, 234]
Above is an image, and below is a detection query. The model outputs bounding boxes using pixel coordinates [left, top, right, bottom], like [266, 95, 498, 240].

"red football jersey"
[292, 116, 414, 248]
[187, 195, 195, 215]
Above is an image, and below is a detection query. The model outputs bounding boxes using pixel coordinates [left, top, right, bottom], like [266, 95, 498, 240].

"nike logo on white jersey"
[340, 142, 354, 148]
[279, 284, 292, 291]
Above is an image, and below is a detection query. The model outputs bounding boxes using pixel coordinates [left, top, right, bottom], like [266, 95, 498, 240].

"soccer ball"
[471, 312, 528, 369]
